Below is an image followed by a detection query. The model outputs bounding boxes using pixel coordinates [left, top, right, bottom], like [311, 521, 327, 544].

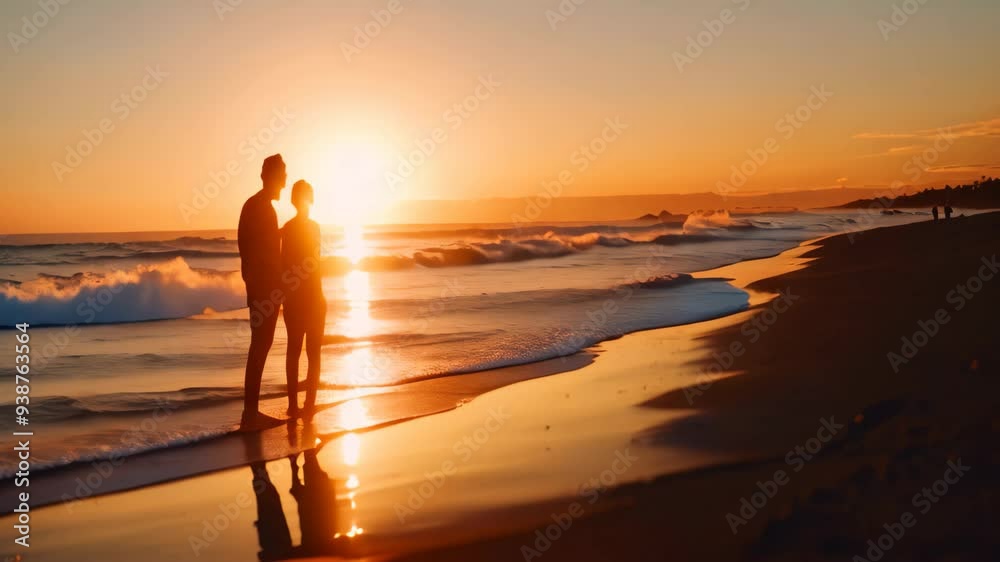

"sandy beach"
[4, 211, 996, 561]
[7, 3, 1000, 559]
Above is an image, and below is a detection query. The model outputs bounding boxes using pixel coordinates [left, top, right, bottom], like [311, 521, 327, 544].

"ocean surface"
[0, 209, 928, 477]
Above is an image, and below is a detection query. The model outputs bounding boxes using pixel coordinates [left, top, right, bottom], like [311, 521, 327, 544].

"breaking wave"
[682, 210, 756, 232]
[0, 258, 246, 326]
[0, 219, 798, 326]
[404, 231, 721, 268]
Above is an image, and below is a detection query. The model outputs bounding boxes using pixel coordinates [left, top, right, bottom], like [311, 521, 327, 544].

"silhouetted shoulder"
[238, 196, 255, 235]
[238, 192, 281, 289]
[240, 192, 262, 216]
[281, 215, 304, 236]
[240, 193, 277, 238]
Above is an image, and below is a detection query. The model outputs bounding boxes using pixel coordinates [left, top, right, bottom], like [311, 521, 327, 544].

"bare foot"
[301, 403, 316, 422]
[239, 412, 287, 432]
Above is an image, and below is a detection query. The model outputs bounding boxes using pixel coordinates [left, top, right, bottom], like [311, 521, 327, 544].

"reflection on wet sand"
[249, 428, 362, 560]
[251, 461, 293, 560]
[289, 451, 338, 553]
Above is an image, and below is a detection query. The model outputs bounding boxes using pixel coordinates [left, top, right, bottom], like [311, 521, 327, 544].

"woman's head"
[291, 180, 314, 213]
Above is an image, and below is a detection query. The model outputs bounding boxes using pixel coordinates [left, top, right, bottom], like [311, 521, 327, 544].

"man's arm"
[237, 203, 253, 285]
[238, 199, 272, 288]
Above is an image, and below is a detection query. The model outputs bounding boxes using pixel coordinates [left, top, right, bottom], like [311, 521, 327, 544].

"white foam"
[0, 258, 246, 325]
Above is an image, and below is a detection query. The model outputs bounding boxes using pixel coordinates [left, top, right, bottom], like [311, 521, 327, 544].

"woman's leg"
[303, 310, 324, 415]
[286, 320, 305, 415]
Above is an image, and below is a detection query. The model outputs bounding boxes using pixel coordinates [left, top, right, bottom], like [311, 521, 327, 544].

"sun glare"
[343, 269, 374, 337]
[310, 140, 391, 228]
[340, 223, 368, 265]
[299, 138, 391, 266]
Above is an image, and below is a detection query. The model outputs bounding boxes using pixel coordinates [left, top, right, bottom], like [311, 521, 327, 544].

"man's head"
[291, 180, 314, 214]
[261, 154, 287, 200]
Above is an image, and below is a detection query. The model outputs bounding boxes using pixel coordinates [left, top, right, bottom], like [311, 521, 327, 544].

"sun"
[313, 141, 390, 226]
[302, 138, 392, 264]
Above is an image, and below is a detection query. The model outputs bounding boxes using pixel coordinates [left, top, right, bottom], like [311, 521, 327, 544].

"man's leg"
[242, 295, 279, 427]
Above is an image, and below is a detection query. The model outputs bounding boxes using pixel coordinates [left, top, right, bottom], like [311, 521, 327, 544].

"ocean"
[0, 209, 927, 477]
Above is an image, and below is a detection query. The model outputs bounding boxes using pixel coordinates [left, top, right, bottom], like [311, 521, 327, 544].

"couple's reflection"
[290, 450, 337, 551]
[251, 449, 340, 561]
[250, 460, 292, 559]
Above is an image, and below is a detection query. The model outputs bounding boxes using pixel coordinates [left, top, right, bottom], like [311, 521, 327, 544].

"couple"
[238, 154, 326, 431]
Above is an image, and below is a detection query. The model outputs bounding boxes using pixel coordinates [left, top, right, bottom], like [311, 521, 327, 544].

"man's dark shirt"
[238, 192, 282, 301]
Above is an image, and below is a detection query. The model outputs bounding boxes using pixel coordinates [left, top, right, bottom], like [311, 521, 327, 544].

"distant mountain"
[382, 188, 880, 224]
[637, 210, 683, 222]
[840, 178, 1000, 209]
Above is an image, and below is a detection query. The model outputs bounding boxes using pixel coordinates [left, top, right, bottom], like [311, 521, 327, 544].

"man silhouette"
[238, 154, 288, 430]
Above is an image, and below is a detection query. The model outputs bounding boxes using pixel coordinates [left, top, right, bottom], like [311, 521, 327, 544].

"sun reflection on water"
[335, 395, 373, 431]
[337, 434, 365, 540]
[342, 269, 374, 339]
[339, 223, 368, 265]
[326, 223, 377, 540]
[341, 432, 361, 467]
[326, 230, 380, 387]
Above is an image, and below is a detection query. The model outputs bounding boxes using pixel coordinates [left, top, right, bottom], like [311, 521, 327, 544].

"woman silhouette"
[282, 180, 327, 418]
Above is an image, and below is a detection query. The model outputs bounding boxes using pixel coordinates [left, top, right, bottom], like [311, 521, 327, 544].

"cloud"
[853, 132, 919, 140]
[853, 117, 1000, 141]
[924, 164, 1000, 174]
[859, 145, 921, 159]
[948, 118, 1000, 139]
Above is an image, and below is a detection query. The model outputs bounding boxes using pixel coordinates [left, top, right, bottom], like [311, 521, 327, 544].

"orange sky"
[2, 0, 998, 233]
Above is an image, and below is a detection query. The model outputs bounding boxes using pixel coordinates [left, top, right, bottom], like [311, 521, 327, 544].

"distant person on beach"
[282, 180, 327, 418]
[238, 154, 288, 431]
[945, 205, 953, 221]
[932, 206, 939, 222]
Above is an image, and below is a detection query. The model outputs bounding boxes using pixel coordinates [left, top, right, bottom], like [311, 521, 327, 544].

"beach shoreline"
[5, 212, 998, 561]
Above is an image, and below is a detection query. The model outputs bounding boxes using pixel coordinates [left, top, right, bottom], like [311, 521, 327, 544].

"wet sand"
[400, 212, 1000, 561]
[6, 212, 998, 561]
